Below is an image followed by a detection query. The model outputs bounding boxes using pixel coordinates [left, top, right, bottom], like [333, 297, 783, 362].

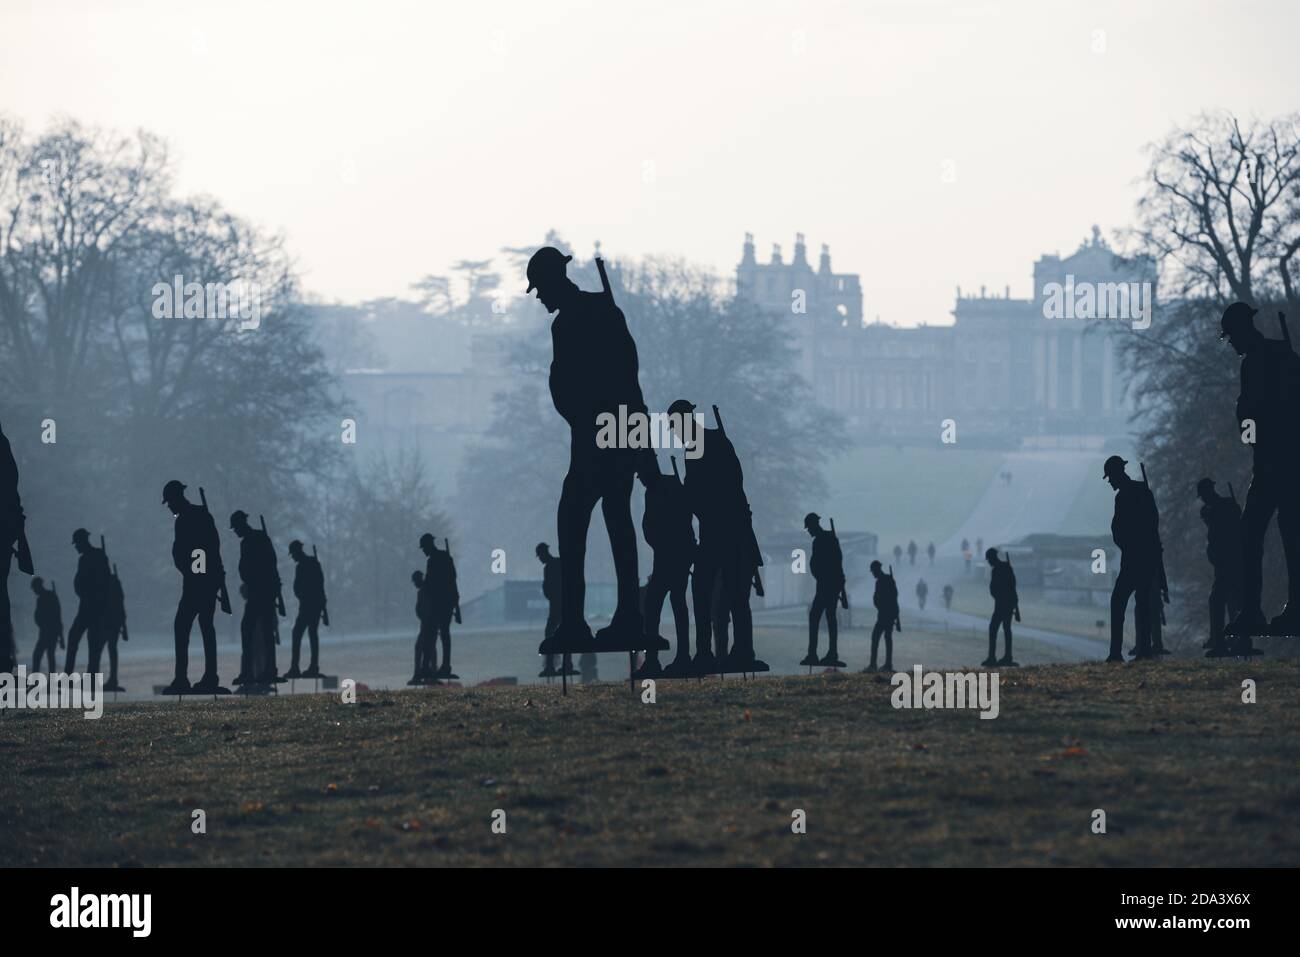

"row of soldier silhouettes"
[407, 533, 460, 685]
[527, 245, 767, 676]
[160, 480, 328, 694]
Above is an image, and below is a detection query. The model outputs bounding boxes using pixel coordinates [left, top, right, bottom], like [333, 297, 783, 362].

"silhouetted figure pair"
[65, 528, 111, 674]
[30, 577, 63, 672]
[984, 548, 1018, 667]
[232, 510, 282, 688]
[867, 560, 898, 672]
[635, 461, 696, 678]
[1198, 478, 1243, 657]
[420, 533, 459, 679]
[803, 512, 844, 668]
[536, 543, 575, 677]
[287, 540, 327, 678]
[1220, 302, 1300, 642]
[1104, 456, 1162, 662]
[0, 421, 30, 674]
[530, 247, 653, 656]
[669, 401, 766, 673]
[162, 480, 230, 695]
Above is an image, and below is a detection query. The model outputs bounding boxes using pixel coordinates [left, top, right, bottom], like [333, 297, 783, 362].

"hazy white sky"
[2, 0, 1296, 325]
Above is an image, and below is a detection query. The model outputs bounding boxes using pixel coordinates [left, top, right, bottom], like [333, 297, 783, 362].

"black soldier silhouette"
[419, 534, 459, 679]
[926, 541, 935, 566]
[30, 577, 63, 672]
[1104, 456, 1161, 662]
[535, 543, 575, 677]
[408, 569, 434, 685]
[231, 510, 282, 688]
[99, 546, 129, 692]
[867, 560, 898, 672]
[286, 541, 327, 678]
[1198, 478, 1244, 657]
[802, 512, 845, 668]
[915, 577, 928, 611]
[0, 421, 31, 674]
[984, 548, 1019, 667]
[907, 540, 918, 566]
[668, 400, 766, 673]
[162, 481, 230, 694]
[529, 246, 653, 655]
[941, 582, 953, 610]
[65, 528, 110, 674]
[636, 461, 697, 678]
[1220, 302, 1300, 640]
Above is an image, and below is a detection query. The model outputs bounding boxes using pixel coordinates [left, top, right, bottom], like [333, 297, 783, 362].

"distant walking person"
[802, 513, 845, 668]
[420, 534, 460, 678]
[530, 246, 651, 654]
[30, 578, 63, 672]
[926, 541, 935, 566]
[942, 583, 953, 610]
[867, 560, 899, 672]
[915, 578, 928, 611]
[893, 543, 903, 567]
[1103, 456, 1161, 662]
[0, 420, 31, 674]
[907, 540, 917, 566]
[1198, 479, 1243, 657]
[231, 510, 281, 687]
[536, 543, 574, 677]
[409, 570, 434, 684]
[65, 529, 110, 674]
[984, 549, 1019, 667]
[1220, 302, 1300, 640]
[637, 463, 696, 678]
[286, 541, 326, 678]
[162, 481, 230, 694]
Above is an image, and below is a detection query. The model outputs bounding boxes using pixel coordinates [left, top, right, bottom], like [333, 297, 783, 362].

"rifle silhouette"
[259, 514, 287, 622]
[829, 517, 849, 610]
[711, 404, 764, 597]
[198, 487, 232, 614]
[595, 256, 614, 305]
[313, 544, 330, 627]
[445, 538, 462, 624]
[1139, 463, 1170, 625]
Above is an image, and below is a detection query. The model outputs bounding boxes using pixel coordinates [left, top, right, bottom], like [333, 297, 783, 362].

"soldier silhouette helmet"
[1219, 301, 1258, 340]
[535, 542, 550, 557]
[525, 246, 573, 294]
[419, 532, 435, 550]
[71, 527, 90, 545]
[288, 540, 304, 556]
[30, 576, 44, 590]
[161, 479, 187, 504]
[870, 560, 883, 573]
[229, 510, 249, 530]
[411, 570, 423, 585]
[667, 398, 696, 418]
[985, 547, 998, 562]
[1196, 477, 1217, 498]
[1102, 455, 1128, 480]
[804, 512, 821, 529]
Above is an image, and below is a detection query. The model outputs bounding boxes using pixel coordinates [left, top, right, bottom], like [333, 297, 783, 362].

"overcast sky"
[2, 0, 1296, 326]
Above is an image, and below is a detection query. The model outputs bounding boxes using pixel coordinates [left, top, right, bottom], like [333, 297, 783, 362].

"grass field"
[3, 657, 1297, 867]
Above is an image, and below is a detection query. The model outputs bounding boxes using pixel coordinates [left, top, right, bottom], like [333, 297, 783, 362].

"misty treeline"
[0, 116, 444, 636]
[1119, 110, 1300, 648]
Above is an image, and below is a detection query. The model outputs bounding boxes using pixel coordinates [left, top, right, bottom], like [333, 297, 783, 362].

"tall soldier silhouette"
[803, 512, 845, 668]
[867, 560, 898, 672]
[30, 577, 63, 672]
[231, 510, 281, 687]
[408, 570, 436, 684]
[984, 548, 1019, 667]
[420, 534, 459, 678]
[1104, 456, 1161, 662]
[1220, 302, 1300, 639]
[162, 481, 229, 694]
[636, 462, 697, 678]
[669, 400, 765, 672]
[1198, 478, 1244, 657]
[0, 421, 31, 674]
[65, 529, 109, 673]
[286, 541, 326, 678]
[535, 543, 573, 677]
[530, 246, 652, 654]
